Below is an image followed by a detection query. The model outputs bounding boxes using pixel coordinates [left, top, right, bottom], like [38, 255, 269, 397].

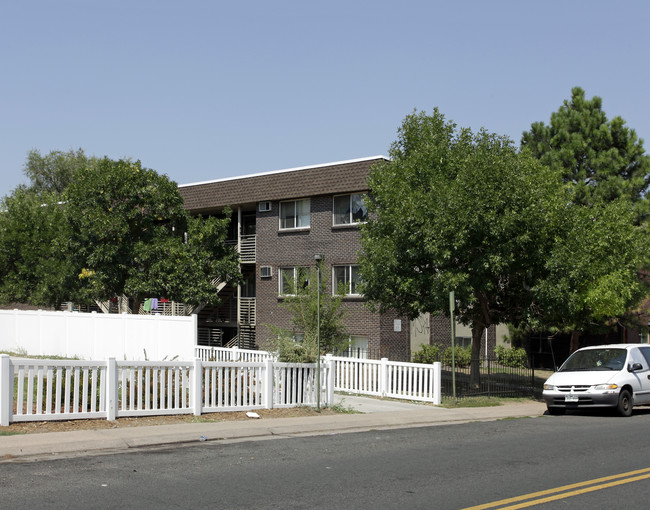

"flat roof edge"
[178, 155, 387, 188]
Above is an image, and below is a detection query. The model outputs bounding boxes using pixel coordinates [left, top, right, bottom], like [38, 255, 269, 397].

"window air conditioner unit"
[258, 201, 271, 212]
[260, 266, 272, 278]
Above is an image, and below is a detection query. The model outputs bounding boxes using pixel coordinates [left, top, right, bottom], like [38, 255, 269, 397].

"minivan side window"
[639, 347, 650, 367]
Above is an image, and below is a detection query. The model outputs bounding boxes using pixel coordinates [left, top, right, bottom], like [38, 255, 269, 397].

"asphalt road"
[3, 409, 650, 509]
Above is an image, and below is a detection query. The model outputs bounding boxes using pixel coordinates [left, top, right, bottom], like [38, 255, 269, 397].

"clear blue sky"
[1, 0, 649, 198]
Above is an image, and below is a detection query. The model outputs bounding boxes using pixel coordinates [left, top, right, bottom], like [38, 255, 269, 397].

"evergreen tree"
[521, 87, 650, 221]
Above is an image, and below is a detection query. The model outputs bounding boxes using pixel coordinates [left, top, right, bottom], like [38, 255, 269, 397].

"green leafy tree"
[23, 148, 96, 196]
[359, 109, 564, 384]
[531, 199, 648, 352]
[0, 149, 97, 307]
[0, 188, 79, 307]
[522, 88, 650, 350]
[265, 263, 348, 362]
[521, 87, 650, 221]
[64, 158, 241, 311]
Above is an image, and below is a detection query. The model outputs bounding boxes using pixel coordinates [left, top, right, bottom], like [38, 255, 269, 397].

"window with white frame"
[333, 193, 367, 225]
[348, 336, 368, 358]
[279, 199, 310, 230]
[333, 265, 360, 295]
[279, 266, 310, 295]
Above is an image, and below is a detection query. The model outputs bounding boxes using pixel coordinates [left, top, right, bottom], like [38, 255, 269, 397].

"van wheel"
[547, 406, 565, 416]
[617, 390, 633, 417]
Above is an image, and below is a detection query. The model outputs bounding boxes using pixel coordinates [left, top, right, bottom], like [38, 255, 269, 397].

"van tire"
[617, 390, 633, 417]
[547, 406, 565, 416]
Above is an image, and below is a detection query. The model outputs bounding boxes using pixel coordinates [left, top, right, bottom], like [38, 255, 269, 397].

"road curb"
[0, 402, 547, 462]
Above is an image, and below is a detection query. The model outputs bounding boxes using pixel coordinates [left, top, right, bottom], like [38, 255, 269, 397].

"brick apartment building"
[178, 156, 505, 362]
[178, 156, 414, 360]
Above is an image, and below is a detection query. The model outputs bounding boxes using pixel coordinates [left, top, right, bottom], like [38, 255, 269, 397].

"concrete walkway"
[0, 396, 547, 462]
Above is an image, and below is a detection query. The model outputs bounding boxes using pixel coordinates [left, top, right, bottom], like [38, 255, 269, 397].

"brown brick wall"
[253, 194, 407, 359]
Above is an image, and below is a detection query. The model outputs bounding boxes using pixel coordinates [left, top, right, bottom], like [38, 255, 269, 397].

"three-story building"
[178, 156, 417, 360]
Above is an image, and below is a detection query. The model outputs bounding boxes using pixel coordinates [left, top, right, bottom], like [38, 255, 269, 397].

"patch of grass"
[0, 350, 79, 360]
[0, 430, 25, 436]
[328, 401, 361, 414]
[191, 416, 217, 423]
[441, 397, 531, 408]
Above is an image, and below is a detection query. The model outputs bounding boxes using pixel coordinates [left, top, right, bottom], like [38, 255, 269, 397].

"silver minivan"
[543, 344, 650, 416]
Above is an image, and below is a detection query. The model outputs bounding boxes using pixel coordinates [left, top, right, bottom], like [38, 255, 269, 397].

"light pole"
[314, 254, 323, 410]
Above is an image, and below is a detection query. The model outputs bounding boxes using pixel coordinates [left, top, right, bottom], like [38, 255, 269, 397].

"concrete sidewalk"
[0, 397, 547, 462]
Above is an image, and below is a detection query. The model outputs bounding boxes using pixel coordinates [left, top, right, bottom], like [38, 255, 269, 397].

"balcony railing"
[225, 235, 256, 263]
[239, 234, 256, 263]
[239, 297, 256, 325]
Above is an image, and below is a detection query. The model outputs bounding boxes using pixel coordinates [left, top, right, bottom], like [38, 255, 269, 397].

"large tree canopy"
[522, 88, 650, 349]
[521, 87, 650, 221]
[0, 188, 78, 308]
[359, 109, 564, 379]
[531, 198, 648, 351]
[64, 158, 241, 311]
[22, 148, 96, 196]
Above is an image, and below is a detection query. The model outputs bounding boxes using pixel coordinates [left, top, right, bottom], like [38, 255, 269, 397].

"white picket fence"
[327, 355, 441, 405]
[195, 346, 274, 363]
[0, 355, 334, 426]
[195, 348, 442, 405]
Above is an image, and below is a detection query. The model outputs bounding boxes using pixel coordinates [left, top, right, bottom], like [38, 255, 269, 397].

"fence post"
[380, 358, 388, 397]
[263, 359, 274, 409]
[192, 358, 203, 416]
[231, 347, 239, 362]
[326, 357, 335, 406]
[106, 357, 118, 421]
[433, 362, 442, 405]
[0, 354, 12, 426]
[325, 354, 334, 395]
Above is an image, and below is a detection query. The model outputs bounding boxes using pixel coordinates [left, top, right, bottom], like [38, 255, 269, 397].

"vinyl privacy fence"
[0, 355, 334, 426]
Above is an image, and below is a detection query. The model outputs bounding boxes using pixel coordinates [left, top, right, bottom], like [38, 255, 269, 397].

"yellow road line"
[463, 467, 650, 510]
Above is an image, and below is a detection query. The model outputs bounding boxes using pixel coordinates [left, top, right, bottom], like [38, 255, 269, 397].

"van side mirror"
[629, 363, 643, 372]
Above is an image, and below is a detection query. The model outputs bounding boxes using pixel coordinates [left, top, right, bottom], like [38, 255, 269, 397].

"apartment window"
[455, 337, 472, 349]
[333, 193, 367, 225]
[334, 336, 369, 358]
[280, 199, 310, 230]
[333, 265, 360, 295]
[279, 267, 310, 295]
[348, 336, 369, 358]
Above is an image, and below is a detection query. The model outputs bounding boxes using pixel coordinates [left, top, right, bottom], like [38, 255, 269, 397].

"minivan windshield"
[559, 348, 627, 372]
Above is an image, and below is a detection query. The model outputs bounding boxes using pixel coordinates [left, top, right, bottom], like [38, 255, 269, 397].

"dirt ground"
[0, 406, 340, 435]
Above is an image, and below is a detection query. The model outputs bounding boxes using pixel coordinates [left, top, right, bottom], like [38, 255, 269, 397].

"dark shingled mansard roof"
[178, 156, 386, 213]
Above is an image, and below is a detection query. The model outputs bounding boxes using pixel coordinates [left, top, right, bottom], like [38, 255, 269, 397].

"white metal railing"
[0, 355, 334, 425]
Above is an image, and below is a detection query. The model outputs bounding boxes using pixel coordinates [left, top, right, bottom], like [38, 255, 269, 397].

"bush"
[443, 346, 471, 368]
[412, 344, 440, 364]
[495, 345, 528, 369]
[412, 344, 471, 368]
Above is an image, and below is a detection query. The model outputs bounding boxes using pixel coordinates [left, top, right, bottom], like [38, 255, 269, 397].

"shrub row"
[494, 345, 528, 369]
[412, 344, 472, 368]
[413, 344, 529, 369]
